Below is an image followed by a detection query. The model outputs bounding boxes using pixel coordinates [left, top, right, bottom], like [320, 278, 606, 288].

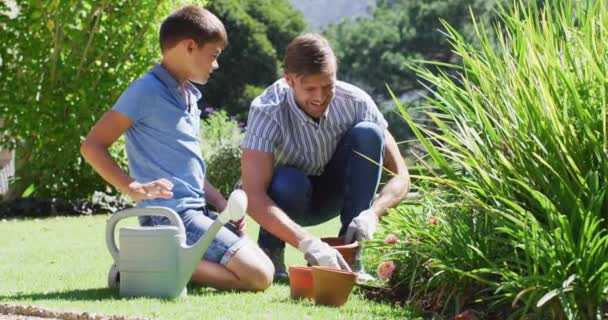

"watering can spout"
[178, 190, 248, 288]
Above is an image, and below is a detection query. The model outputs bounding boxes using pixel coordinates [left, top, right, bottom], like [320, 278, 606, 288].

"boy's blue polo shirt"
[112, 64, 206, 213]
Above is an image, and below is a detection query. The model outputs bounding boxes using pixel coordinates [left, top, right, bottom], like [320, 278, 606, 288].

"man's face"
[285, 72, 336, 120]
[187, 40, 224, 85]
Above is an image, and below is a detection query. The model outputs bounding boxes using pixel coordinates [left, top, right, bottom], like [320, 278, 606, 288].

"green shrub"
[324, 0, 510, 100]
[200, 0, 305, 119]
[200, 110, 243, 197]
[0, 0, 198, 199]
[371, 1, 608, 318]
[205, 145, 241, 198]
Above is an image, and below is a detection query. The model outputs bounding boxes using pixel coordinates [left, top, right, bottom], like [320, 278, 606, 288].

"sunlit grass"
[0, 215, 420, 319]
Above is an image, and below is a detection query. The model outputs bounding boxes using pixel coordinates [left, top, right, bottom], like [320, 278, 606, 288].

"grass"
[0, 214, 420, 320]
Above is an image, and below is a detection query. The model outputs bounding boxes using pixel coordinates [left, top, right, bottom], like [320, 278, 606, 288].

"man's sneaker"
[356, 270, 376, 284]
[261, 247, 288, 281]
[108, 263, 120, 289]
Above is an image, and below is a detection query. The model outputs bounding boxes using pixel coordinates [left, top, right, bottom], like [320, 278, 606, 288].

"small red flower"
[376, 260, 396, 281]
[384, 234, 400, 244]
[428, 217, 438, 225]
[450, 310, 475, 320]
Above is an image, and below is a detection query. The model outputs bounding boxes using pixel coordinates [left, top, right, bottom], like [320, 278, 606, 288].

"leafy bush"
[200, 0, 305, 120]
[0, 190, 130, 218]
[200, 110, 243, 197]
[0, 0, 195, 199]
[370, 1, 608, 318]
[205, 145, 242, 198]
[324, 0, 511, 100]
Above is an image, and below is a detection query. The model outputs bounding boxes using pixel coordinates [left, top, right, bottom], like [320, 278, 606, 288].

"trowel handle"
[106, 207, 185, 262]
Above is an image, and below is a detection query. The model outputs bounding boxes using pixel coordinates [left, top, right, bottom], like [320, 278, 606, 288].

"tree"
[0, 0, 303, 200]
[324, 0, 506, 100]
[200, 0, 306, 120]
[0, 0, 195, 199]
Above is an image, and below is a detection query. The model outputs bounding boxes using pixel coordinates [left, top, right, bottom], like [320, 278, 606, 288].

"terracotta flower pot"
[312, 266, 357, 307]
[320, 237, 359, 267]
[288, 266, 314, 300]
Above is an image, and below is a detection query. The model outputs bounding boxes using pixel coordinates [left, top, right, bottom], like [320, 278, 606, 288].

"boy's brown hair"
[159, 5, 227, 52]
[283, 33, 337, 76]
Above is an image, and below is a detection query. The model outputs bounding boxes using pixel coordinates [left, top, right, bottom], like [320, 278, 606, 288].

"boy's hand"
[127, 179, 174, 201]
[231, 217, 246, 233]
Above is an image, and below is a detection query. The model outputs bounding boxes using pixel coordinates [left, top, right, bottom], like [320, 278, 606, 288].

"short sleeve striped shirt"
[241, 79, 388, 176]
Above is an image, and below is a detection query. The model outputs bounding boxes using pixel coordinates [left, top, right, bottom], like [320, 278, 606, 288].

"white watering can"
[106, 190, 247, 298]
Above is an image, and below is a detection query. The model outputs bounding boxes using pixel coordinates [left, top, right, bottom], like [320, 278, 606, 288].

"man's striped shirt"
[241, 78, 387, 176]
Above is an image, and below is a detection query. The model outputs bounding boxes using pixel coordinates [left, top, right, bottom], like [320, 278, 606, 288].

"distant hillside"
[287, 0, 375, 31]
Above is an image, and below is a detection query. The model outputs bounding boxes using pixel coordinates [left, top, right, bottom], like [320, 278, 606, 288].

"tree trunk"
[0, 118, 15, 198]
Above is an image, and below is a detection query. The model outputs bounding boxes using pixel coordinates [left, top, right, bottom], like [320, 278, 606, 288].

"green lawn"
[0, 214, 419, 319]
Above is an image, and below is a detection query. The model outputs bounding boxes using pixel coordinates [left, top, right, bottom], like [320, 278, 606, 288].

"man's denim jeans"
[258, 121, 385, 250]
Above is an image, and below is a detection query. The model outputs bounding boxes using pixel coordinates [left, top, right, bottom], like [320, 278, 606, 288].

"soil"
[357, 283, 410, 305]
[0, 315, 60, 320]
[0, 304, 150, 320]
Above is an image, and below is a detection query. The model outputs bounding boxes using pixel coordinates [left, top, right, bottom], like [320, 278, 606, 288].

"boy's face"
[285, 72, 336, 120]
[186, 40, 224, 85]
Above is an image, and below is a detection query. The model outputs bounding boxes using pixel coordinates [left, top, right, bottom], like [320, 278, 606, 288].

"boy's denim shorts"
[139, 207, 249, 266]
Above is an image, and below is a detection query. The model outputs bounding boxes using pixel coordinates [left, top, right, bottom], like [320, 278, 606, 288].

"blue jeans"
[140, 207, 248, 265]
[258, 122, 385, 250]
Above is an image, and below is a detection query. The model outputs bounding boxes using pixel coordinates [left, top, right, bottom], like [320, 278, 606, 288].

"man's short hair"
[159, 5, 227, 52]
[283, 33, 337, 76]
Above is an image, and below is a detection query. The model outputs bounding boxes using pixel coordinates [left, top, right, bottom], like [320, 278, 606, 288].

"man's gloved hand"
[298, 237, 351, 271]
[344, 209, 379, 244]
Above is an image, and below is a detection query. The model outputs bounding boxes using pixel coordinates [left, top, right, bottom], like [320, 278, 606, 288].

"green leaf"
[21, 184, 35, 198]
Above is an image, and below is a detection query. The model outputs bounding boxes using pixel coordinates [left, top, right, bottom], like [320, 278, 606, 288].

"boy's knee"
[245, 251, 274, 291]
[230, 244, 274, 291]
[244, 264, 274, 291]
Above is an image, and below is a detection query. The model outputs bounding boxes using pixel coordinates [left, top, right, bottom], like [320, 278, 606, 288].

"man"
[241, 33, 410, 278]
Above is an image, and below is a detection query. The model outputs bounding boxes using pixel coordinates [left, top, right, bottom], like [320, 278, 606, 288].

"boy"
[81, 5, 273, 291]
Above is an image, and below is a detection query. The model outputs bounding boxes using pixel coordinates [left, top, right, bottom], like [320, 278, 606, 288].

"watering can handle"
[105, 207, 185, 262]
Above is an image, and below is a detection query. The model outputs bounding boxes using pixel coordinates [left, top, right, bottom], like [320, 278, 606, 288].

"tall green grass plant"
[371, 1, 608, 318]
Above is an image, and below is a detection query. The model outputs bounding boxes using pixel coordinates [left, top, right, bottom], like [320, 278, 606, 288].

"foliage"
[0, 190, 130, 218]
[382, 102, 434, 155]
[0, 0, 198, 199]
[382, 110, 412, 154]
[324, 0, 509, 99]
[200, 110, 243, 197]
[199, 0, 305, 120]
[205, 145, 241, 198]
[370, 0, 608, 318]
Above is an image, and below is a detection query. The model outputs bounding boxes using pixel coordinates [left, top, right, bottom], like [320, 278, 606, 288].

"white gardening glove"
[344, 209, 379, 244]
[298, 237, 351, 271]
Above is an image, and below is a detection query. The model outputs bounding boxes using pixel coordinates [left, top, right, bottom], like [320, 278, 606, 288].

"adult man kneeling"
[241, 33, 410, 279]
